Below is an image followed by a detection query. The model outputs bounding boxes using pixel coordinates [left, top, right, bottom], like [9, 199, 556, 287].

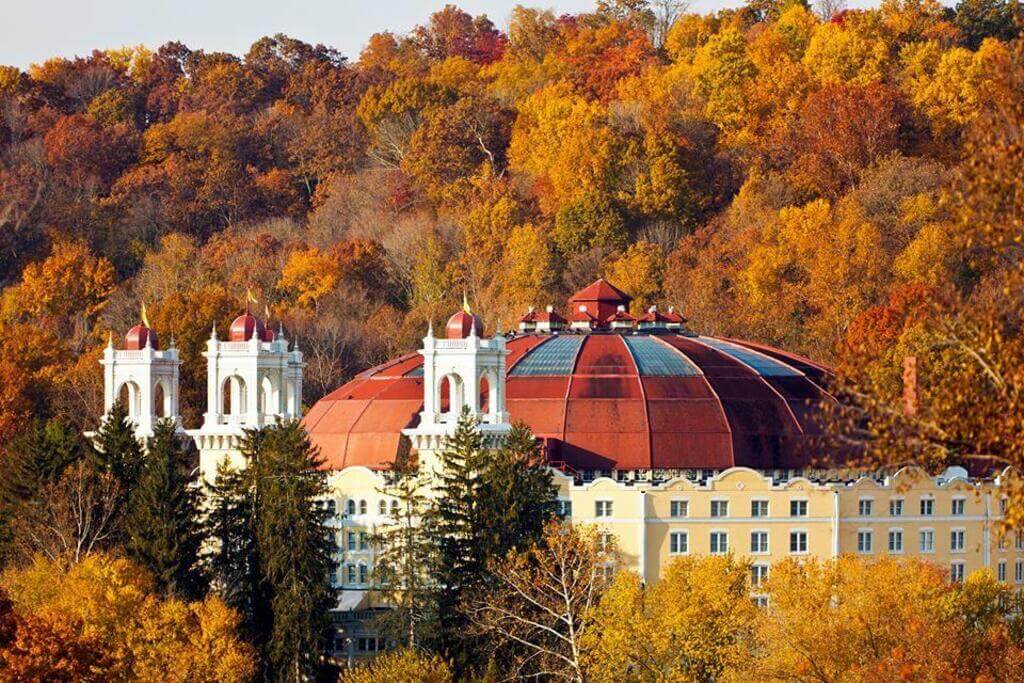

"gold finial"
[245, 287, 258, 312]
[264, 303, 271, 322]
[141, 302, 150, 327]
[462, 291, 471, 314]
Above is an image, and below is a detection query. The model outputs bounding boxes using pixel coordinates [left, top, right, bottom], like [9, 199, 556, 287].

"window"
[920, 498, 934, 516]
[1000, 498, 1008, 515]
[358, 500, 367, 516]
[347, 532, 356, 551]
[1017, 560, 1024, 584]
[346, 564, 356, 584]
[358, 564, 367, 584]
[920, 529, 935, 553]
[359, 532, 369, 551]
[998, 561, 1007, 582]
[557, 500, 573, 518]
[327, 499, 337, 516]
[790, 500, 807, 517]
[378, 500, 386, 515]
[751, 500, 769, 518]
[752, 595, 769, 608]
[951, 497, 966, 516]
[950, 529, 965, 552]
[751, 564, 769, 587]
[1016, 531, 1023, 551]
[858, 499, 873, 517]
[346, 499, 356, 516]
[951, 562, 965, 583]
[670, 531, 688, 555]
[595, 500, 613, 517]
[999, 534, 1007, 551]
[857, 530, 873, 553]
[790, 531, 808, 554]
[888, 529, 904, 553]
[751, 531, 769, 554]
[390, 500, 399, 516]
[710, 500, 729, 518]
[596, 565, 615, 583]
[710, 532, 729, 554]
[889, 499, 903, 517]
[670, 500, 689, 518]
[357, 637, 383, 653]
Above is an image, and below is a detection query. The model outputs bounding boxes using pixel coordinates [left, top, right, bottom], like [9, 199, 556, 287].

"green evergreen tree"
[476, 421, 557, 561]
[371, 455, 438, 649]
[424, 409, 557, 671]
[90, 400, 144, 502]
[124, 419, 205, 599]
[205, 457, 263, 635]
[251, 420, 335, 682]
[424, 407, 488, 665]
[0, 419, 85, 564]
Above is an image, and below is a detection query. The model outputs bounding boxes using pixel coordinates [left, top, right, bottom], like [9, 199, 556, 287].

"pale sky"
[0, 0, 744, 68]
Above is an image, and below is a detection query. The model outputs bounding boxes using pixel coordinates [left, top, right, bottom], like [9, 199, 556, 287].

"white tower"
[100, 320, 182, 439]
[403, 304, 511, 476]
[192, 311, 304, 482]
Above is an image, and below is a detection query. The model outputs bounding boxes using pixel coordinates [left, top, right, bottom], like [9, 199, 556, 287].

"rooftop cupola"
[535, 305, 567, 333]
[518, 306, 538, 333]
[606, 305, 636, 331]
[638, 305, 671, 332]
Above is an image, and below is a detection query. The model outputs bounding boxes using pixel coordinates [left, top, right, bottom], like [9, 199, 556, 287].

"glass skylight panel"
[624, 337, 701, 376]
[404, 365, 424, 377]
[511, 336, 583, 375]
[697, 337, 803, 377]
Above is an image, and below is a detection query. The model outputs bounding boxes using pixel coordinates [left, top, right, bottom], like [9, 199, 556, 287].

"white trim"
[788, 528, 809, 555]
[749, 528, 770, 555]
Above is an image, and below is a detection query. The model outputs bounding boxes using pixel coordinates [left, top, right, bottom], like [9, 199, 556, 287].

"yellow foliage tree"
[803, 21, 889, 85]
[604, 240, 664, 314]
[279, 247, 341, 310]
[1, 553, 255, 683]
[342, 648, 453, 683]
[583, 555, 758, 682]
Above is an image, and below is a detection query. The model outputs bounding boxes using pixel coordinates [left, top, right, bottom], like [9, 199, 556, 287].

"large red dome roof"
[303, 332, 835, 473]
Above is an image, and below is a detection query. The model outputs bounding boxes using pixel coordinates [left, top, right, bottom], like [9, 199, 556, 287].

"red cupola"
[568, 278, 633, 325]
[229, 311, 269, 342]
[446, 310, 484, 339]
[124, 324, 159, 350]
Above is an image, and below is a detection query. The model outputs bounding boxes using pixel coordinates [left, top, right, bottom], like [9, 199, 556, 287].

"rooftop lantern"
[569, 303, 597, 332]
[535, 305, 567, 333]
[638, 305, 671, 332]
[664, 305, 688, 331]
[606, 305, 636, 332]
[518, 306, 538, 334]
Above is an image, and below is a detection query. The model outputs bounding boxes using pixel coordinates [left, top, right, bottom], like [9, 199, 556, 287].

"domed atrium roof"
[304, 286, 835, 473]
[229, 311, 275, 342]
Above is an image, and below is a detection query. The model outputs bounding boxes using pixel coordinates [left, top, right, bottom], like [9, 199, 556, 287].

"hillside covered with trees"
[2, 0, 1024, 491]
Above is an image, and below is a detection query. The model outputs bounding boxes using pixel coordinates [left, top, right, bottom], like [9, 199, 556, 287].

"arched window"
[359, 500, 367, 516]
[222, 376, 247, 415]
[479, 375, 490, 415]
[378, 500, 386, 515]
[117, 381, 141, 418]
[346, 499, 356, 516]
[390, 500, 399, 516]
[346, 564, 356, 584]
[153, 382, 166, 417]
[260, 375, 275, 415]
[438, 373, 464, 420]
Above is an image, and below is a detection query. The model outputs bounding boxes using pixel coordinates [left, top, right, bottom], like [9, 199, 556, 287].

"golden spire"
[246, 287, 258, 312]
[462, 291, 471, 314]
[141, 302, 150, 328]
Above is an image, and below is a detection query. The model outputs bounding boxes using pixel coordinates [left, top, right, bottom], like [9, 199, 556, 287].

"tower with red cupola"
[193, 308, 304, 481]
[404, 298, 511, 475]
[100, 313, 182, 439]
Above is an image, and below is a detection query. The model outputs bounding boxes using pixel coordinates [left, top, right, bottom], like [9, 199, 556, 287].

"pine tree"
[90, 400, 144, 501]
[476, 421, 557, 560]
[205, 457, 262, 633]
[0, 419, 85, 563]
[124, 419, 205, 599]
[424, 407, 488, 664]
[371, 456, 438, 649]
[252, 420, 335, 682]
